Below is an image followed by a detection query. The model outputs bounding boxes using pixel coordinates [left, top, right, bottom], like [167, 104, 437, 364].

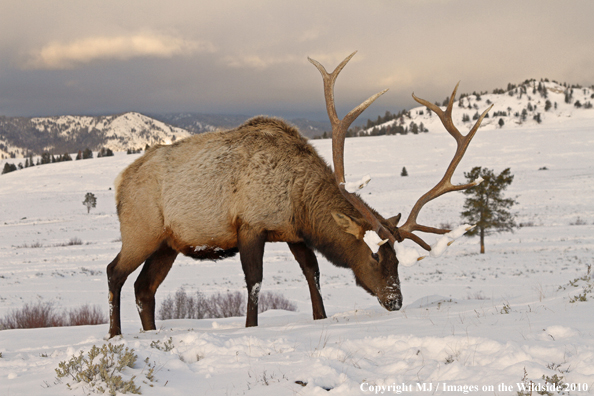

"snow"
[430, 224, 474, 258]
[343, 174, 372, 193]
[27, 112, 191, 152]
[394, 243, 425, 267]
[363, 230, 384, 254]
[365, 80, 594, 137]
[1, 112, 594, 395]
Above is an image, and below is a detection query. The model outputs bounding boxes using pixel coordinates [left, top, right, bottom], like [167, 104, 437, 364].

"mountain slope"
[152, 112, 330, 138]
[363, 80, 594, 135]
[0, 112, 190, 158]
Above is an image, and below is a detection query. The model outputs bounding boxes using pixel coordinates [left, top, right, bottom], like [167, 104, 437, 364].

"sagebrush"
[55, 343, 156, 395]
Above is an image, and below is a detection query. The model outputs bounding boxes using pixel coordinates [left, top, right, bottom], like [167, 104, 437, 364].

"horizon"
[1, 77, 590, 124]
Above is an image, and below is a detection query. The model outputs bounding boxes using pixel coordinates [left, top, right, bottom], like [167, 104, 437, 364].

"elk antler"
[397, 83, 493, 251]
[308, 52, 395, 247]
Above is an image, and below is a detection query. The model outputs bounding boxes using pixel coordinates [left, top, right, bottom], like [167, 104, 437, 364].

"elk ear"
[387, 213, 401, 228]
[331, 211, 364, 239]
[387, 213, 401, 233]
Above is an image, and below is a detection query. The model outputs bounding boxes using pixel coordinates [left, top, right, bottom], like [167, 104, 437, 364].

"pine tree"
[401, 167, 408, 177]
[83, 192, 97, 214]
[2, 162, 17, 174]
[461, 167, 517, 254]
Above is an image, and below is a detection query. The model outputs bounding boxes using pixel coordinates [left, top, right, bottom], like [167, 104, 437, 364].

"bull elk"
[106, 52, 491, 338]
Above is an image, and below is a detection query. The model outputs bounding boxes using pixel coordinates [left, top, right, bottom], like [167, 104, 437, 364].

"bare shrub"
[0, 302, 107, 330]
[68, 304, 107, 326]
[158, 289, 209, 320]
[15, 241, 44, 249]
[0, 302, 66, 329]
[158, 289, 297, 320]
[465, 291, 488, 300]
[570, 217, 588, 226]
[258, 292, 297, 313]
[207, 292, 245, 318]
[53, 237, 83, 247]
[519, 221, 535, 228]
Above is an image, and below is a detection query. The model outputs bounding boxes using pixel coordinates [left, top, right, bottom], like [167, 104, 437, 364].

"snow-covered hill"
[364, 80, 594, 135]
[0, 112, 191, 158]
[1, 111, 593, 394]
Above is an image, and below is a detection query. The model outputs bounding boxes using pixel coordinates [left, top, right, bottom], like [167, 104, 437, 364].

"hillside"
[362, 79, 594, 136]
[0, 112, 191, 159]
[151, 113, 331, 139]
[0, 109, 593, 394]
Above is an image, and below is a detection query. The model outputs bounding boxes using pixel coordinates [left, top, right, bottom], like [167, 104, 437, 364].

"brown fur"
[107, 116, 402, 338]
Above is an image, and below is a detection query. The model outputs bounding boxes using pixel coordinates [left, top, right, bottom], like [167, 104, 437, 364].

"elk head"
[309, 51, 492, 311]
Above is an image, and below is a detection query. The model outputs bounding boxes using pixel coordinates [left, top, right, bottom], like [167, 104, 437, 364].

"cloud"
[25, 33, 215, 70]
[223, 54, 302, 70]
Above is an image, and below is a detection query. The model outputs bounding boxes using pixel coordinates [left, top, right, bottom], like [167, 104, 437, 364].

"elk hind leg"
[238, 226, 266, 327]
[288, 242, 327, 320]
[134, 241, 178, 331]
[107, 241, 162, 338]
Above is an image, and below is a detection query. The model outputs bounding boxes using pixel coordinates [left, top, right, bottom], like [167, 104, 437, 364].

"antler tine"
[308, 52, 388, 184]
[307, 51, 357, 129]
[399, 83, 494, 251]
[413, 82, 462, 142]
[309, 52, 392, 244]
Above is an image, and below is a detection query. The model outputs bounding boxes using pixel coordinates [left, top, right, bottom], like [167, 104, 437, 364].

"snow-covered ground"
[1, 114, 593, 395]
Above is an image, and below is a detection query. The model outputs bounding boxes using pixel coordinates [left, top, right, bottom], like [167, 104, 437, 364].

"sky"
[1, 0, 593, 121]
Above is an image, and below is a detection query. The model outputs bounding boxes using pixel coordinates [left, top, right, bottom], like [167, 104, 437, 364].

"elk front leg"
[288, 242, 327, 320]
[237, 226, 266, 327]
[134, 242, 178, 331]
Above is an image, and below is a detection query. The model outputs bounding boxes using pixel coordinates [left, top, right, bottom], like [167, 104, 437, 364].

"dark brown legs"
[134, 242, 178, 331]
[239, 235, 327, 328]
[107, 253, 127, 338]
[237, 226, 267, 328]
[288, 242, 327, 320]
[107, 251, 147, 338]
[108, 231, 326, 337]
[106, 240, 175, 338]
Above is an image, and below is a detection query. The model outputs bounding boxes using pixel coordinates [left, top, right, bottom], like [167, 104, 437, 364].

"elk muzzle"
[377, 284, 403, 311]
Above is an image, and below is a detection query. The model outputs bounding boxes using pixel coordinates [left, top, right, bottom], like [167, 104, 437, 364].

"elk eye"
[371, 253, 380, 262]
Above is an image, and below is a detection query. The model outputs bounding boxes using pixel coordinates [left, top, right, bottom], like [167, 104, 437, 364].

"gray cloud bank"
[1, 0, 593, 120]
